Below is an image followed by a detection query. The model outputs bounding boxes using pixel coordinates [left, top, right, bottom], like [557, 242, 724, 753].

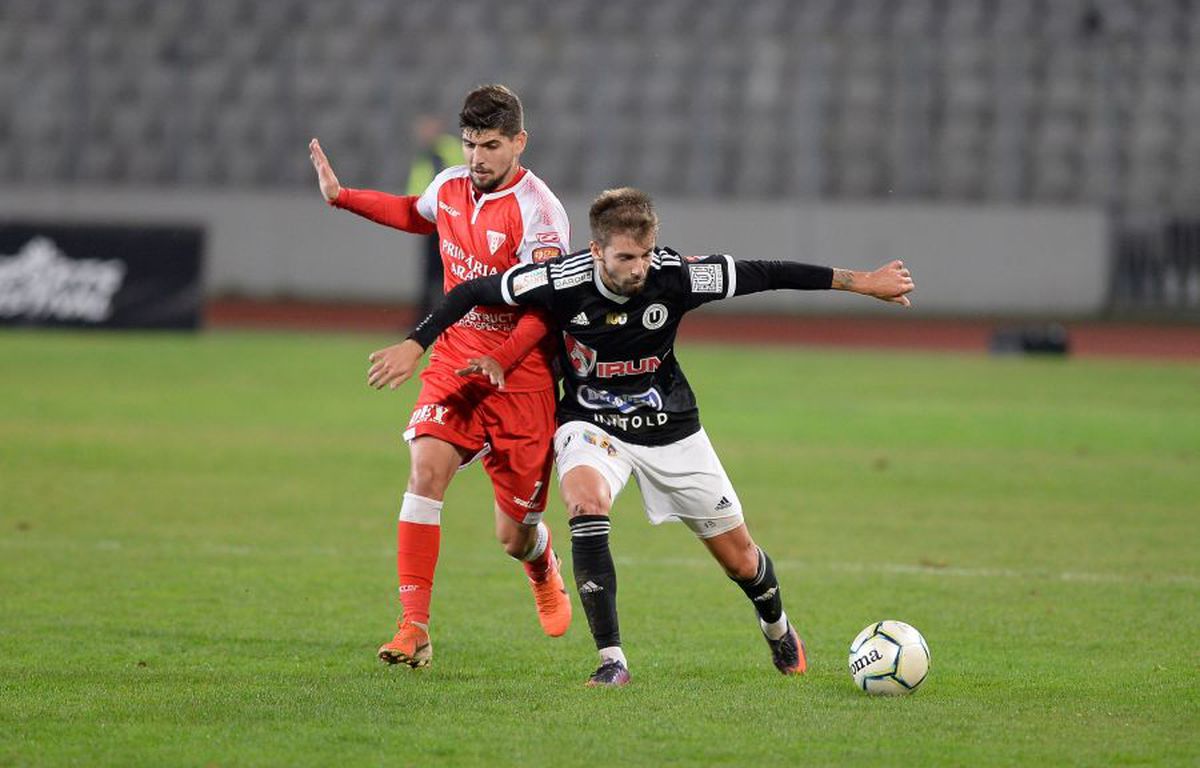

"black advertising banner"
[0, 222, 205, 329]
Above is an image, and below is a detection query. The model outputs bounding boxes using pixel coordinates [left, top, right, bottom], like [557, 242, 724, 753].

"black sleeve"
[406, 274, 506, 349]
[733, 260, 833, 296]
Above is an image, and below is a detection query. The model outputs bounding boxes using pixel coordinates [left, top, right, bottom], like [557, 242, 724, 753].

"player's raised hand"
[367, 340, 425, 390]
[456, 356, 506, 389]
[309, 138, 342, 203]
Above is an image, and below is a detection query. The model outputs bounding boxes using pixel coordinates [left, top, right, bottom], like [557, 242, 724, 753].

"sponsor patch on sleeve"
[552, 272, 591, 290]
[532, 246, 562, 263]
[511, 268, 549, 296]
[689, 263, 724, 294]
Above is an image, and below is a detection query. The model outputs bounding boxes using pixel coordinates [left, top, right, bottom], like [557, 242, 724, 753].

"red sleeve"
[332, 187, 437, 235]
[489, 308, 554, 371]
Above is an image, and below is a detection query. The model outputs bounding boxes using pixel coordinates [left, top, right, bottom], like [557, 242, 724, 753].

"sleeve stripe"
[723, 254, 737, 298]
[499, 263, 522, 306]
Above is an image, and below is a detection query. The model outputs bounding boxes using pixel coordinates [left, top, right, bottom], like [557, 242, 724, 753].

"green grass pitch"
[2, 329, 1198, 766]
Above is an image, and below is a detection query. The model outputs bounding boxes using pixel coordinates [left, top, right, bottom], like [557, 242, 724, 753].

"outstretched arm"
[365, 275, 507, 390]
[310, 138, 437, 235]
[733, 259, 914, 306]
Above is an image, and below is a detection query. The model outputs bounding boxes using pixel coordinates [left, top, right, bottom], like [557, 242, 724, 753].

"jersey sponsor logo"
[408, 404, 449, 427]
[689, 263, 724, 294]
[594, 356, 661, 378]
[438, 200, 461, 217]
[442, 239, 501, 281]
[441, 239, 466, 261]
[552, 271, 590, 289]
[449, 260, 500, 281]
[577, 385, 664, 414]
[642, 303, 668, 330]
[531, 246, 562, 262]
[511, 268, 548, 297]
[570, 311, 590, 326]
[486, 230, 507, 255]
[605, 311, 627, 326]
[563, 332, 597, 377]
[593, 411, 670, 432]
[535, 231, 561, 245]
[458, 308, 516, 333]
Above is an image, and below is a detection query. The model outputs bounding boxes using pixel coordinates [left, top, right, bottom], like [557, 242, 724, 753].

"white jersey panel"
[512, 172, 571, 264]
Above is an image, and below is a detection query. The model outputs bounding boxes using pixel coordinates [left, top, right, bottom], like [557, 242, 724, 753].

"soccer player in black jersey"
[368, 187, 915, 686]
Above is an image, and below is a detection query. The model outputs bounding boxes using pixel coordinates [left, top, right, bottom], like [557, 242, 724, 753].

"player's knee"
[494, 512, 535, 558]
[566, 495, 610, 519]
[724, 551, 759, 582]
[496, 528, 529, 558]
[715, 538, 759, 581]
[407, 463, 452, 497]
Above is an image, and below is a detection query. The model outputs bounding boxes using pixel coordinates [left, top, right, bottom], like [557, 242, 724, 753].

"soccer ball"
[848, 620, 930, 695]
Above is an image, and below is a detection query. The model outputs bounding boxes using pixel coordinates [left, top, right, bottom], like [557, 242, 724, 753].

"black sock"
[570, 515, 620, 650]
[733, 547, 784, 624]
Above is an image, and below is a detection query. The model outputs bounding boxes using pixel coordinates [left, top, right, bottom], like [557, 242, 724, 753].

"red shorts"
[403, 369, 556, 524]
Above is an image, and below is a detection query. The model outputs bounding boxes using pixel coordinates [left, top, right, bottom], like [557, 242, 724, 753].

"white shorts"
[553, 421, 744, 539]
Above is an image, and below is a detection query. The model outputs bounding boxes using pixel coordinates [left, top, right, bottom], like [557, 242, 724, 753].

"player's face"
[462, 128, 527, 193]
[592, 233, 655, 296]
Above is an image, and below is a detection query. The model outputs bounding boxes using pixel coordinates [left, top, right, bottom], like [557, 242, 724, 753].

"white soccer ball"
[848, 620, 930, 695]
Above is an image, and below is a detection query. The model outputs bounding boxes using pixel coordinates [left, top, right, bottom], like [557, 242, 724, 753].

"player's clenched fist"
[868, 260, 915, 306]
[367, 339, 425, 389]
[832, 260, 915, 306]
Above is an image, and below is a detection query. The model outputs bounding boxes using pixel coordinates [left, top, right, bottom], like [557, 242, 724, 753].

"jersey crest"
[486, 230, 507, 255]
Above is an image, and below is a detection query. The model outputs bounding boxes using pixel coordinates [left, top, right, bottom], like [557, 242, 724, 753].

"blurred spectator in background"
[407, 115, 463, 318]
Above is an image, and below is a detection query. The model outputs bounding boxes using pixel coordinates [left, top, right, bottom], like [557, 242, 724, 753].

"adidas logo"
[578, 580, 604, 594]
[570, 312, 590, 326]
[715, 496, 732, 511]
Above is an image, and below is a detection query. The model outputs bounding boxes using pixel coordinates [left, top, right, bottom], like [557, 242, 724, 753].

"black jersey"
[500, 247, 735, 444]
[409, 246, 834, 447]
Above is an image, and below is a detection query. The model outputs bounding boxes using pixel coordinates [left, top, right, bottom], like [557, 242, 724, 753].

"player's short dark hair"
[459, 85, 524, 137]
[589, 187, 660, 246]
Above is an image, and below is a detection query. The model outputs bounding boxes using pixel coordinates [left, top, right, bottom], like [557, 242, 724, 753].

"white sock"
[599, 645, 627, 667]
[760, 612, 789, 641]
[519, 521, 549, 562]
[399, 492, 443, 524]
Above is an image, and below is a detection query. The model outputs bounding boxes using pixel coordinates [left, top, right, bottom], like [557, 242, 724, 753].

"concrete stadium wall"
[2, 187, 1108, 316]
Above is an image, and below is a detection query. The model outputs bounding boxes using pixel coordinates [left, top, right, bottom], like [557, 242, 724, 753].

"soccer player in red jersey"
[309, 85, 571, 667]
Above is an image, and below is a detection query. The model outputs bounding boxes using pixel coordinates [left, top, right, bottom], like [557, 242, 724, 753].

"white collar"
[594, 266, 630, 304]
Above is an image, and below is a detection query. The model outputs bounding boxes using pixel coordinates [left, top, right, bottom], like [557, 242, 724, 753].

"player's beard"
[470, 161, 515, 193]
[601, 262, 646, 296]
[471, 171, 500, 193]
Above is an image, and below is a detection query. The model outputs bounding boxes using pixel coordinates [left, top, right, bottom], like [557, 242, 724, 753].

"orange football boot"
[378, 620, 432, 668]
[529, 552, 572, 637]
